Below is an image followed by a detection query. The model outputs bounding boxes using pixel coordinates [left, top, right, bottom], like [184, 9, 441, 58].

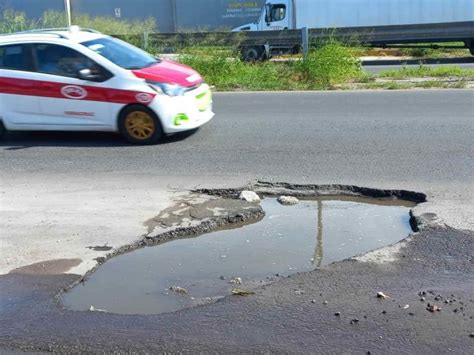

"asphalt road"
[1, 90, 473, 353]
[1, 90, 473, 186]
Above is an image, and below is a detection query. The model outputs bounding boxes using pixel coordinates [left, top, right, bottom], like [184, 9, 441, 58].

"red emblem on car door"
[61, 85, 88, 99]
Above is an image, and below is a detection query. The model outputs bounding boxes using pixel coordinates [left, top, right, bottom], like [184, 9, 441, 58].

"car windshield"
[81, 37, 159, 70]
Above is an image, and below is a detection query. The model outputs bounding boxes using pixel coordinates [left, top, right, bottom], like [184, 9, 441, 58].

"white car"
[0, 27, 214, 144]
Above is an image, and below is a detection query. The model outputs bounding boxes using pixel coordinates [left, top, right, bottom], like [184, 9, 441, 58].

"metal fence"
[121, 21, 474, 51]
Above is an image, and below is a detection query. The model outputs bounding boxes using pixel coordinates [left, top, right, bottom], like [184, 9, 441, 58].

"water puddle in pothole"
[63, 197, 415, 315]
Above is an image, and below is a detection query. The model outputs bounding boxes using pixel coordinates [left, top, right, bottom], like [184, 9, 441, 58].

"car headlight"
[146, 81, 186, 97]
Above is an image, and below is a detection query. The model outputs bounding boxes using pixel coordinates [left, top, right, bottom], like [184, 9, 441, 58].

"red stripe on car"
[0, 77, 156, 105]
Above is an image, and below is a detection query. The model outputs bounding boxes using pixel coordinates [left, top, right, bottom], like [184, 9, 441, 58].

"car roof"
[0, 27, 107, 45]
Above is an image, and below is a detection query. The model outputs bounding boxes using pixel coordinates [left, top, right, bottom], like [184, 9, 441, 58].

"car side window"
[0, 44, 34, 72]
[34, 44, 111, 81]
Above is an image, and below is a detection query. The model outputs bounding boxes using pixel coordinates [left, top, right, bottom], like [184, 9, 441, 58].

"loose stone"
[426, 303, 442, 312]
[239, 191, 260, 203]
[277, 196, 299, 206]
[229, 277, 242, 285]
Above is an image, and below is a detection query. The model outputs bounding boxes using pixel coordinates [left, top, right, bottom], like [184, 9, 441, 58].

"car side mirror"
[265, 4, 272, 24]
[78, 68, 100, 81]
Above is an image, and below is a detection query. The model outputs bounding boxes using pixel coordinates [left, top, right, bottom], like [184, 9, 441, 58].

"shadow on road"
[0, 129, 199, 150]
[362, 56, 474, 66]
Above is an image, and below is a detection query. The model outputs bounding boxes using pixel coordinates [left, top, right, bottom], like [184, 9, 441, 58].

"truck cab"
[232, 0, 295, 61]
[233, 0, 294, 32]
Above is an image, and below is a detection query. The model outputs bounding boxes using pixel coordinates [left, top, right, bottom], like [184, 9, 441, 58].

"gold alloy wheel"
[124, 111, 156, 140]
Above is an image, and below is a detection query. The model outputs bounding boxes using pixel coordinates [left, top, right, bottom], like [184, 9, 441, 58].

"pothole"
[62, 196, 416, 315]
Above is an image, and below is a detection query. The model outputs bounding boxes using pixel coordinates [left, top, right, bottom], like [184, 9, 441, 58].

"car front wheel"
[118, 105, 163, 145]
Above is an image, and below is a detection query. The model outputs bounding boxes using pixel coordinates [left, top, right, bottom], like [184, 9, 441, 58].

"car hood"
[132, 59, 203, 87]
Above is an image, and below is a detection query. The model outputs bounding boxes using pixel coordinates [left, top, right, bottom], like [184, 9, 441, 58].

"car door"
[32, 43, 113, 128]
[0, 43, 42, 126]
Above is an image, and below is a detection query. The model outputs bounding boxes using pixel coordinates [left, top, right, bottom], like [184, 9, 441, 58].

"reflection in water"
[314, 201, 324, 267]
[63, 198, 413, 315]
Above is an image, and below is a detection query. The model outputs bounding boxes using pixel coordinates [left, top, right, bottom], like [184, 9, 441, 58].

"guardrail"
[119, 21, 474, 49]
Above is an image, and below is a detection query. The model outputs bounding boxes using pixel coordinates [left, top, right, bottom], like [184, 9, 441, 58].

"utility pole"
[64, 0, 72, 27]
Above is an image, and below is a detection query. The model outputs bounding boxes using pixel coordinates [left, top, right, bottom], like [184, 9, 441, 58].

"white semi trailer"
[233, 0, 474, 60]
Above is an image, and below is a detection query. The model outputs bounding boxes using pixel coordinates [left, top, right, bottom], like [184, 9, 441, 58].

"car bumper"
[151, 83, 215, 134]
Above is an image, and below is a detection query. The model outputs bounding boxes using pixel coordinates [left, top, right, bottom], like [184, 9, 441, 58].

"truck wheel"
[241, 46, 265, 62]
[118, 105, 163, 145]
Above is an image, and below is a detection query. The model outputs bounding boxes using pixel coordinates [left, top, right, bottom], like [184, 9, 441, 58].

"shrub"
[295, 40, 362, 88]
[0, 9, 30, 33]
[178, 47, 292, 91]
[177, 40, 365, 91]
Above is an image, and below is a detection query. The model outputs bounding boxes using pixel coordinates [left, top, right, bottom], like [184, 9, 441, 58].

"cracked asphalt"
[0, 90, 473, 353]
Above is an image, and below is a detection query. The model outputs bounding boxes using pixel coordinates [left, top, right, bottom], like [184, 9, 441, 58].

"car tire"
[0, 121, 5, 139]
[118, 105, 163, 145]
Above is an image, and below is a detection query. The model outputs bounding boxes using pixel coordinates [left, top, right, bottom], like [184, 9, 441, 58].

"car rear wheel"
[119, 105, 163, 145]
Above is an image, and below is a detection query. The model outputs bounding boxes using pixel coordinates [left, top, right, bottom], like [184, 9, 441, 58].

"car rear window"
[0, 44, 34, 71]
